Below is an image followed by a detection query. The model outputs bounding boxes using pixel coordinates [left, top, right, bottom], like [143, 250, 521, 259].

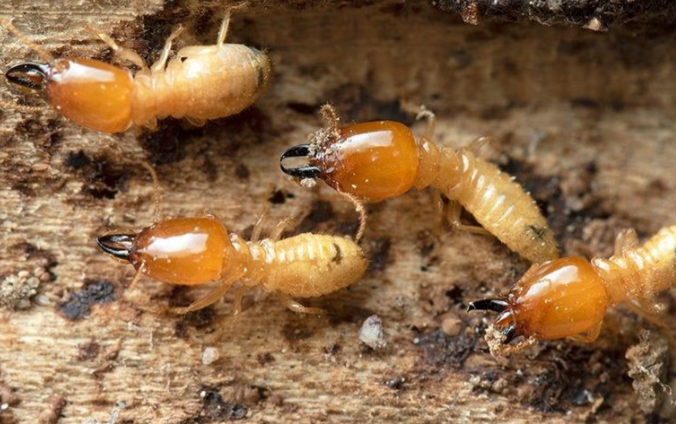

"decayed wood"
[1, 1, 675, 423]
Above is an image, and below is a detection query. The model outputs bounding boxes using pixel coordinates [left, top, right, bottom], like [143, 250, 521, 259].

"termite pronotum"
[280, 105, 559, 263]
[468, 225, 676, 352]
[97, 164, 367, 315]
[0, 7, 271, 133]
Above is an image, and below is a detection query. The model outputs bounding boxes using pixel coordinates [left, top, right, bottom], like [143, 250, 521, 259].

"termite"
[97, 164, 367, 315]
[468, 225, 676, 352]
[0, 6, 271, 133]
[280, 105, 559, 263]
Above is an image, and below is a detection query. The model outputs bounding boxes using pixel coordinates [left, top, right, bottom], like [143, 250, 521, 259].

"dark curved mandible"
[97, 233, 135, 261]
[279, 144, 321, 179]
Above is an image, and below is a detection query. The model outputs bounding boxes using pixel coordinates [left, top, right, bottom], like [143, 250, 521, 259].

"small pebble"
[201, 347, 220, 365]
[359, 315, 387, 350]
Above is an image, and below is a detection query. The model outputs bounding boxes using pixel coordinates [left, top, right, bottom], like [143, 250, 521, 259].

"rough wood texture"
[1, 1, 675, 423]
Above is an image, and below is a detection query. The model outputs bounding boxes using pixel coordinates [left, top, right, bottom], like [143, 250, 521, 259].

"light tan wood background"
[0, 0, 675, 422]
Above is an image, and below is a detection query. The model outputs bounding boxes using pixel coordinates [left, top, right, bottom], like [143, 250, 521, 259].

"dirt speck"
[58, 280, 116, 321]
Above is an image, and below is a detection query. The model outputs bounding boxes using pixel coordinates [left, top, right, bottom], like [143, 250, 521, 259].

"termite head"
[5, 61, 50, 95]
[98, 217, 232, 285]
[468, 257, 609, 343]
[280, 120, 420, 202]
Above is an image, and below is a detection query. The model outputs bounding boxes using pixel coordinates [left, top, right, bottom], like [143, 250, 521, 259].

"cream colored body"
[593, 225, 676, 305]
[229, 233, 367, 298]
[415, 139, 559, 263]
[132, 44, 271, 126]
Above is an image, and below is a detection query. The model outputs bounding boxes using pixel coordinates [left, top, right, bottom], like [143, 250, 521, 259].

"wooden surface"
[1, 1, 675, 423]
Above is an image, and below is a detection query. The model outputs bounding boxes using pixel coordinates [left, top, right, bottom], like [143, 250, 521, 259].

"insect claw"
[467, 298, 509, 313]
[97, 233, 135, 261]
[6, 62, 50, 92]
[279, 144, 321, 179]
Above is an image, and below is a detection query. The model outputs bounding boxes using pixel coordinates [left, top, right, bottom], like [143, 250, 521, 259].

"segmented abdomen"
[255, 234, 367, 298]
[595, 225, 676, 304]
[447, 149, 559, 263]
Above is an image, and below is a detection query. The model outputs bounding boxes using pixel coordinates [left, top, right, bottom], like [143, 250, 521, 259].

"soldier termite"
[468, 225, 676, 354]
[97, 163, 368, 315]
[280, 104, 559, 263]
[0, 6, 271, 133]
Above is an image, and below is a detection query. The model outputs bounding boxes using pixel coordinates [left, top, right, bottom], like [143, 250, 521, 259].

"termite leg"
[170, 281, 231, 314]
[127, 263, 145, 291]
[184, 116, 207, 127]
[415, 106, 436, 139]
[277, 293, 325, 315]
[150, 24, 185, 73]
[466, 136, 492, 156]
[569, 321, 603, 343]
[613, 228, 639, 256]
[446, 200, 491, 235]
[624, 300, 672, 337]
[251, 204, 270, 243]
[216, 3, 248, 47]
[432, 190, 444, 233]
[270, 218, 293, 242]
[84, 24, 148, 71]
[231, 284, 249, 319]
[138, 161, 162, 224]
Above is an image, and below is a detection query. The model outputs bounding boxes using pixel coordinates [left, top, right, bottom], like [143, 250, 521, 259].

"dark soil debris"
[58, 280, 116, 321]
[199, 387, 248, 422]
[64, 151, 130, 200]
[324, 83, 413, 125]
[365, 237, 391, 273]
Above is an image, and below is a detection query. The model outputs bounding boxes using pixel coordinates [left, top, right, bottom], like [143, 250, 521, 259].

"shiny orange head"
[280, 120, 420, 202]
[97, 217, 232, 286]
[6, 58, 134, 133]
[468, 257, 609, 343]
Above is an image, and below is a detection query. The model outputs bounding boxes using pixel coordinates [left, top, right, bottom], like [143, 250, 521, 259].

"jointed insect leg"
[170, 282, 232, 314]
[217, 3, 248, 47]
[445, 200, 491, 235]
[128, 263, 146, 291]
[415, 106, 436, 139]
[251, 204, 270, 243]
[231, 284, 249, 318]
[613, 228, 639, 256]
[84, 24, 148, 71]
[277, 293, 325, 315]
[466, 136, 492, 156]
[570, 321, 603, 343]
[151, 24, 185, 73]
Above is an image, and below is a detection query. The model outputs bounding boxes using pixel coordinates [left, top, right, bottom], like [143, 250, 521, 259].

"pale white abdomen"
[446, 149, 559, 263]
[132, 44, 271, 125]
[249, 234, 367, 298]
[593, 225, 676, 304]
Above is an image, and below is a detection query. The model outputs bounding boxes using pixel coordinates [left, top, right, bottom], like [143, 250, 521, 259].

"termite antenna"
[337, 189, 367, 242]
[0, 18, 53, 63]
[0, 98, 46, 113]
[320, 104, 340, 138]
[97, 233, 134, 261]
[467, 298, 509, 313]
[279, 144, 321, 179]
[138, 161, 162, 224]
